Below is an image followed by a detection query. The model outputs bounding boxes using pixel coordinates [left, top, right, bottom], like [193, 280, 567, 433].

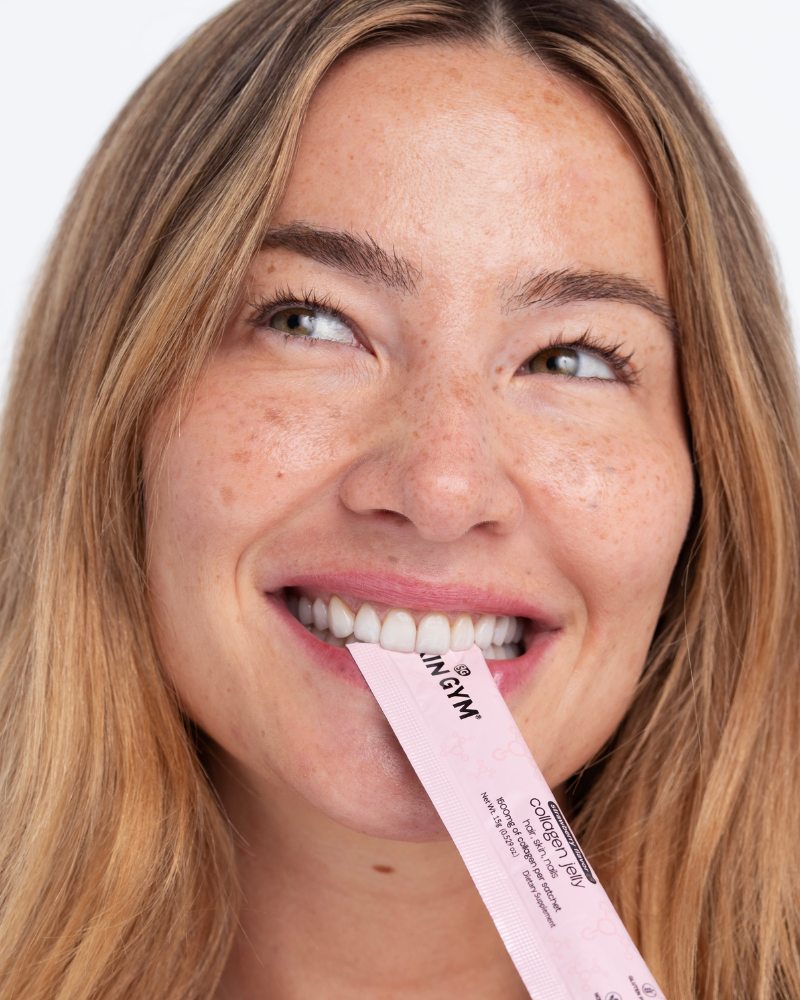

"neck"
[210, 750, 527, 1000]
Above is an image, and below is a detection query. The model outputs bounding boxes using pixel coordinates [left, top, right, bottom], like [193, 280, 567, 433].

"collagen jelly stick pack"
[347, 643, 665, 1000]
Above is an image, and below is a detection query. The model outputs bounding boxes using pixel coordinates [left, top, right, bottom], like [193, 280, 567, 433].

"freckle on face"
[144, 42, 693, 838]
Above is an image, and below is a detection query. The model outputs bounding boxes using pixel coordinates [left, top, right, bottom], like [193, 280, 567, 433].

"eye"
[267, 305, 358, 346]
[521, 346, 617, 381]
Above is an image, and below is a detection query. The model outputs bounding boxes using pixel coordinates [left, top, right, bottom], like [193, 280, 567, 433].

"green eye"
[524, 346, 616, 380]
[270, 307, 316, 335]
[531, 347, 579, 376]
[267, 306, 357, 345]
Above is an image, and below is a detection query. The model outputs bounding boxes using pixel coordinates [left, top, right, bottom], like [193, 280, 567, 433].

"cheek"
[510, 424, 692, 783]
[146, 377, 364, 558]
[516, 422, 693, 607]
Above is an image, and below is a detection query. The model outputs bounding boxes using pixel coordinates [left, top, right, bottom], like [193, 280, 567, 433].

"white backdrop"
[1, 0, 797, 398]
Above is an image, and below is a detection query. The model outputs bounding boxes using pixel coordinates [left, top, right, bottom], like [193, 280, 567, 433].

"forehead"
[273, 42, 665, 294]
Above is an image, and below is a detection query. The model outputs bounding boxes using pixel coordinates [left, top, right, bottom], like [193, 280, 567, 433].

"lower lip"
[266, 593, 556, 696]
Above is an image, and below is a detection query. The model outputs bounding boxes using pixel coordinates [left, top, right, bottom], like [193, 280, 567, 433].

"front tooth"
[474, 614, 496, 649]
[328, 595, 355, 638]
[492, 616, 511, 645]
[380, 608, 417, 652]
[415, 612, 450, 654]
[325, 632, 347, 647]
[312, 597, 328, 631]
[503, 616, 518, 644]
[298, 596, 313, 625]
[450, 613, 475, 651]
[353, 602, 381, 643]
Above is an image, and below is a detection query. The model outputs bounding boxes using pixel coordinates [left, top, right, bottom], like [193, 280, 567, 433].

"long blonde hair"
[1, 1, 797, 997]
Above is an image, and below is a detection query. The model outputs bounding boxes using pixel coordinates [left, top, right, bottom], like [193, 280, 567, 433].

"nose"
[338, 364, 523, 543]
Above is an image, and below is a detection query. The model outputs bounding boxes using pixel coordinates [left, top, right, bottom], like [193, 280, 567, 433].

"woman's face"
[145, 43, 693, 840]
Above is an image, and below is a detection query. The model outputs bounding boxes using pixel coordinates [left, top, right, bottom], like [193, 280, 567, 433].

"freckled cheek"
[516, 435, 692, 591]
[151, 390, 374, 540]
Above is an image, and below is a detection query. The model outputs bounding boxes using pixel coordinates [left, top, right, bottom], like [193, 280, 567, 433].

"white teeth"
[328, 595, 356, 638]
[289, 593, 524, 658]
[474, 614, 496, 649]
[492, 616, 511, 646]
[312, 597, 328, 631]
[485, 643, 522, 660]
[450, 613, 475, 651]
[298, 596, 313, 625]
[353, 602, 381, 643]
[415, 612, 451, 654]
[380, 608, 417, 653]
[497, 617, 510, 645]
[304, 626, 352, 647]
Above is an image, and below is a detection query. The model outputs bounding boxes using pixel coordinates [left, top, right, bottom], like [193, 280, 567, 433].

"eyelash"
[247, 287, 351, 337]
[535, 330, 638, 385]
[246, 287, 637, 382]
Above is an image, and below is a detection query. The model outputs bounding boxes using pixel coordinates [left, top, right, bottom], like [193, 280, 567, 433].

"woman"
[0, 0, 797, 997]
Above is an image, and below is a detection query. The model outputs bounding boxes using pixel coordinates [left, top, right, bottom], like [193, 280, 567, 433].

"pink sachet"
[347, 642, 665, 1000]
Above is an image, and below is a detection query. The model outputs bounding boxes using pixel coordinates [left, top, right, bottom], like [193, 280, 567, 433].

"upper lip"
[271, 570, 562, 629]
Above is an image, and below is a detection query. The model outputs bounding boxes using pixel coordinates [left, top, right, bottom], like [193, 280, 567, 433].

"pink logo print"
[567, 957, 606, 993]
[581, 902, 637, 960]
[467, 758, 496, 782]
[440, 731, 475, 762]
[492, 725, 536, 768]
[547, 937, 572, 961]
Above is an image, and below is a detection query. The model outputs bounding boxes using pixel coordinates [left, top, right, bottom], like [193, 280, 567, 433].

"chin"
[324, 790, 452, 843]
[267, 713, 454, 842]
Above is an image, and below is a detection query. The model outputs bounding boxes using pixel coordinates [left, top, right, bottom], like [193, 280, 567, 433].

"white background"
[1, 0, 797, 398]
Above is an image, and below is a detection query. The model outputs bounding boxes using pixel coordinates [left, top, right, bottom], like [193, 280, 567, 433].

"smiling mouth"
[284, 588, 526, 660]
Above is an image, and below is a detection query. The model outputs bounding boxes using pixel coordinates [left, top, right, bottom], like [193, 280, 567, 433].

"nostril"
[370, 509, 412, 527]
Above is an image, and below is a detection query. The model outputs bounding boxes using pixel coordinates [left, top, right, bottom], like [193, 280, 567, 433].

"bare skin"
[145, 42, 694, 999]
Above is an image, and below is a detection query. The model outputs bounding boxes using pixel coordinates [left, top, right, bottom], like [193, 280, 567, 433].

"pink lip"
[271, 570, 562, 627]
[263, 571, 562, 696]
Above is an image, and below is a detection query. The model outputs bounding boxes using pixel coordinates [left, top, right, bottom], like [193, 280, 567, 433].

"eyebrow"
[506, 267, 676, 331]
[261, 224, 675, 332]
[261, 223, 421, 294]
